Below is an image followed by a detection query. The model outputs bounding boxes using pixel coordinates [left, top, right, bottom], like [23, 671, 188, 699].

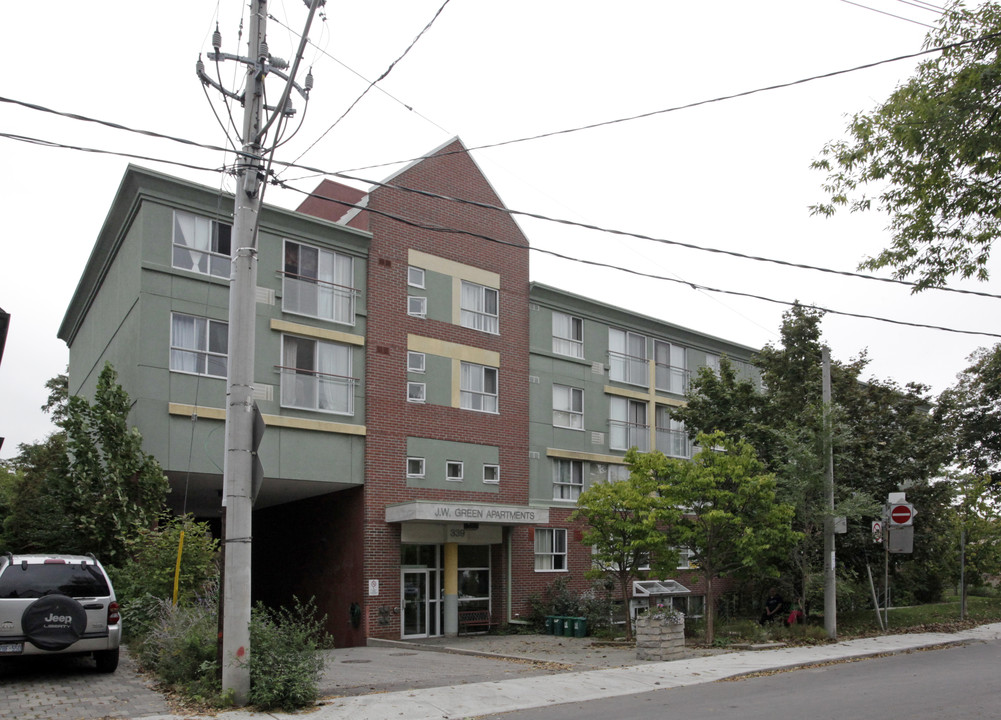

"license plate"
[0, 642, 23, 654]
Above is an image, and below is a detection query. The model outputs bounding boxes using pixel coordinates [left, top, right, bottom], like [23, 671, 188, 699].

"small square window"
[407, 351, 426, 373]
[483, 464, 500, 484]
[407, 382, 426, 403]
[407, 457, 425, 478]
[446, 461, 464, 481]
[408, 266, 425, 288]
[408, 296, 427, 317]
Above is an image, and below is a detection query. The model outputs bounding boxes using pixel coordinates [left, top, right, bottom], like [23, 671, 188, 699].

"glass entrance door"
[402, 570, 429, 638]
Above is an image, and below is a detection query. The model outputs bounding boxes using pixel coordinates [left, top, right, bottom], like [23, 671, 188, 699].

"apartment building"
[59, 138, 759, 646]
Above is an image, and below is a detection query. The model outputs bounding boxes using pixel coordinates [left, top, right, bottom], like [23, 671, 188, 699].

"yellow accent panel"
[168, 403, 366, 435]
[408, 249, 500, 288]
[604, 385, 652, 402]
[546, 448, 628, 465]
[408, 335, 500, 365]
[270, 319, 365, 346]
[444, 543, 458, 595]
[658, 397, 687, 408]
[168, 403, 226, 421]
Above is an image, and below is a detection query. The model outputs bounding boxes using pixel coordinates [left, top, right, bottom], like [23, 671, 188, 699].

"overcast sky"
[2, 0, 998, 459]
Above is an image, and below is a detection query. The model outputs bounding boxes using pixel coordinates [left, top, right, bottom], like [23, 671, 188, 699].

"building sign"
[386, 501, 549, 526]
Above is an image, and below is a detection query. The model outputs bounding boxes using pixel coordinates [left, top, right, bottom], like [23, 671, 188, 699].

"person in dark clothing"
[760, 587, 784, 625]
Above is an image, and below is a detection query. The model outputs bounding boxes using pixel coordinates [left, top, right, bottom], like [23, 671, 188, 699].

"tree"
[812, 2, 1001, 290]
[633, 433, 799, 645]
[953, 475, 1001, 615]
[571, 454, 680, 641]
[937, 343, 1001, 486]
[59, 363, 169, 564]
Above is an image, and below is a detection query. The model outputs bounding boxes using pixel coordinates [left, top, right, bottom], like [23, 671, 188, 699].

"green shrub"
[248, 597, 332, 711]
[527, 577, 613, 634]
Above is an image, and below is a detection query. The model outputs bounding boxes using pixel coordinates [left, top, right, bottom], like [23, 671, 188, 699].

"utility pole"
[822, 345, 836, 640]
[197, 0, 322, 704]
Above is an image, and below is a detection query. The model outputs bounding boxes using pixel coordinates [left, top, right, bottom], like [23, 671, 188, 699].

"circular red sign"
[890, 505, 912, 524]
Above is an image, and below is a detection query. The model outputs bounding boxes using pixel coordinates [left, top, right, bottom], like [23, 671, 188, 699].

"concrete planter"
[635, 612, 685, 661]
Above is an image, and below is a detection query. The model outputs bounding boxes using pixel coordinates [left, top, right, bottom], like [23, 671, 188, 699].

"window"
[280, 335, 354, 414]
[552, 312, 583, 358]
[610, 397, 649, 451]
[705, 353, 721, 376]
[553, 459, 583, 501]
[609, 329, 648, 386]
[552, 385, 584, 430]
[656, 406, 690, 458]
[407, 351, 426, 373]
[483, 464, 500, 484]
[534, 528, 567, 571]
[407, 457, 425, 479]
[408, 296, 427, 317]
[282, 240, 355, 325]
[460, 362, 498, 413]
[655, 341, 688, 394]
[446, 461, 464, 482]
[676, 547, 695, 570]
[172, 210, 231, 278]
[408, 266, 425, 288]
[407, 382, 426, 403]
[607, 464, 631, 483]
[170, 313, 228, 377]
[460, 281, 499, 334]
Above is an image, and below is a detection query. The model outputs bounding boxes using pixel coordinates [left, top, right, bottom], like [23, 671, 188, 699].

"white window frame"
[705, 353, 721, 376]
[170, 312, 228, 378]
[279, 334, 355, 415]
[171, 210, 232, 279]
[552, 385, 584, 430]
[483, 464, 500, 484]
[654, 340, 688, 395]
[609, 328, 648, 386]
[610, 397, 649, 451]
[407, 351, 426, 373]
[553, 458, 583, 501]
[656, 406, 691, 459]
[407, 382, 426, 403]
[408, 266, 425, 288]
[552, 311, 584, 358]
[460, 281, 499, 334]
[282, 239, 356, 326]
[460, 362, 498, 413]
[607, 464, 631, 483]
[446, 461, 464, 482]
[407, 457, 426, 479]
[675, 547, 695, 570]
[408, 296, 427, 318]
[534, 528, 568, 571]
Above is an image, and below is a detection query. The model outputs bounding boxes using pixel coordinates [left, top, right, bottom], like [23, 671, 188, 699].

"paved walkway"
[4, 624, 999, 720]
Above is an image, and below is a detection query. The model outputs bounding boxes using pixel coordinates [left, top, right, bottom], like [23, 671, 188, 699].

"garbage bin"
[574, 617, 587, 638]
[544, 616, 554, 634]
[552, 616, 564, 635]
[563, 617, 575, 637]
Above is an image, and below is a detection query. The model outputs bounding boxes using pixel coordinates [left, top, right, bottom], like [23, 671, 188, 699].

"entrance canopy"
[386, 501, 549, 526]
[632, 579, 691, 598]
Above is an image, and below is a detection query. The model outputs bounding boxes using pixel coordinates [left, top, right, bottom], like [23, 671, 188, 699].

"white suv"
[0, 553, 122, 672]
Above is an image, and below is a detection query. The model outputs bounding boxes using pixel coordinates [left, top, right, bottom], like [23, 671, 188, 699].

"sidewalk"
[148, 622, 1001, 720]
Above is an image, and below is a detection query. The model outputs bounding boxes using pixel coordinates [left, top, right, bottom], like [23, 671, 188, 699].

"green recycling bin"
[574, 617, 587, 638]
[563, 617, 574, 637]
[552, 616, 564, 635]
[544, 616, 554, 634]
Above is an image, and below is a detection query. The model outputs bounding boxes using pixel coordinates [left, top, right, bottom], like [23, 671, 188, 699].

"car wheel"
[21, 594, 88, 651]
[95, 648, 119, 673]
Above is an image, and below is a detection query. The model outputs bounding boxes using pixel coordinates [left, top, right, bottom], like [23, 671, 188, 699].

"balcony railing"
[656, 427, 691, 458]
[281, 272, 357, 325]
[278, 365, 356, 415]
[610, 420, 649, 452]
[608, 351, 648, 386]
[655, 363, 689, 395]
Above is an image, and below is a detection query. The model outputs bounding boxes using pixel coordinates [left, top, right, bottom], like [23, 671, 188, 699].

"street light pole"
[822, 346, 836, 640]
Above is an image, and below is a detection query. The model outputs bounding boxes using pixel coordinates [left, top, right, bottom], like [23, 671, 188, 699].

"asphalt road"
[475, 639, 1001, 720]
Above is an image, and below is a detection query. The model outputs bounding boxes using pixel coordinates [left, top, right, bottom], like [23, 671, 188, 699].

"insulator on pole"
[196, 55, 206, 79]
[213, 24, 222, 52]
[305, 67, 314, 92]
[259, 40, 269, 60]
[270, 55, 289, 70]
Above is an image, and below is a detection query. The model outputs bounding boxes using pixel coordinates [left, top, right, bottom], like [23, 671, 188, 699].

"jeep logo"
[44, 613, 74, 624]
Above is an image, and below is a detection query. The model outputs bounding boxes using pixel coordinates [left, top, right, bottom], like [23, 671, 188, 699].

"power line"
[4, 92, 1000, 301]
[285, 0, 453, 172]
[276, 179, 1001, 340]
[840, 0, 938, 29]
[337, 31, 1001, 176]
